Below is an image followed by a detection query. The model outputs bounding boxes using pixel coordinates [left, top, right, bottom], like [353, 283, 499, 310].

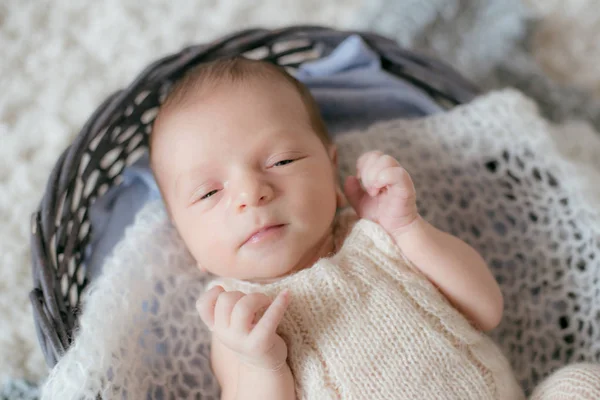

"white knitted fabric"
[530, 363, 600, 400]
[334, 89, 600, 394]
[333, 89, 600, 394]
[212, 210, 525, 399]
[41, 89, 600, 398]
[41, 200, 221, 399]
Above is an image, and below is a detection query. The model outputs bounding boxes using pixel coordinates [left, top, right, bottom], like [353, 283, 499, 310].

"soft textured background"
[2, 0, 600, 396]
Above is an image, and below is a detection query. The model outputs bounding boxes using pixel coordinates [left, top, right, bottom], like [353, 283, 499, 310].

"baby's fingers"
[214, 291, 246, 328]
[196, 285, 225, 329]
[375, 166, 415, 196]
[344, 175, 366, 213]
[230, 293, 273, 333]
[360, 154, 400, 196]
[250, 290, 291, 348]
[356, 151, 383, 178]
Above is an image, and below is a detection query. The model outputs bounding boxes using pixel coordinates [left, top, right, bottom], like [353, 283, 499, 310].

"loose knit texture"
[529, 363, 600, 400]
[41, 90, 600, 399]
[211, 209, 525, 400]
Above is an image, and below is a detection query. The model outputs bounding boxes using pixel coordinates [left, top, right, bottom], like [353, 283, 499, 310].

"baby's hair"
[150, 56, 330, 160]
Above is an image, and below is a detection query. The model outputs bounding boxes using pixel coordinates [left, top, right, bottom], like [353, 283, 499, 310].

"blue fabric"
[297, 35, 443, 134]
[85, 35, 444, 279]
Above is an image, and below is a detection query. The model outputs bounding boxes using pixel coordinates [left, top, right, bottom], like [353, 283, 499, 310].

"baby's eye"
[200, 190, 218, 200]
[273, 159, 295, 167]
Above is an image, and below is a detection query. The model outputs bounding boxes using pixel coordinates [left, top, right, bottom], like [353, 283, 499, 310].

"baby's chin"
[246, 237, 335, 282]
[236, 255, 307, 283]
[195, 246, 304, 282]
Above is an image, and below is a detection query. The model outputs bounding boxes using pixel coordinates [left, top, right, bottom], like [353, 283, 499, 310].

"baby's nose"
[235, 179, 274, 211]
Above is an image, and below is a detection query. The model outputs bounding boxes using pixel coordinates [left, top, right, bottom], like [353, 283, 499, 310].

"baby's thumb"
[344, 175, 364, 213]
[196, 285, 224, 330]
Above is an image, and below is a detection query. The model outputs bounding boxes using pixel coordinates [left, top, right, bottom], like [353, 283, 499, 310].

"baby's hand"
[197, 286, 290, 370]
[344, 151, 419, 236]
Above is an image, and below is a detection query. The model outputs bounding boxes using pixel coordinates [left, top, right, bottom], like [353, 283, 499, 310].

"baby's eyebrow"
[173, 166, 211, 196]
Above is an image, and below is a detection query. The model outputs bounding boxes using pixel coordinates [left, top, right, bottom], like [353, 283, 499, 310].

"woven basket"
[29, 25, 479, 368]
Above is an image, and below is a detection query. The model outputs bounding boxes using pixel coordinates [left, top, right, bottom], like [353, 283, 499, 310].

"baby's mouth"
[242, 224, 287, 246]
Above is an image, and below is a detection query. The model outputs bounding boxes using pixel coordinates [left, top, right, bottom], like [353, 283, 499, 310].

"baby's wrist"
[237, 347, 288, 372]
[390, 213, 422, 238]
[238, 355, 289, 375]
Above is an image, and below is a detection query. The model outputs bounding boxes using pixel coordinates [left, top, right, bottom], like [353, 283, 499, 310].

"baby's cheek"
[178, 217, 226, 274]
[196, 237, 235, 277]
[295, 177, 336, 225]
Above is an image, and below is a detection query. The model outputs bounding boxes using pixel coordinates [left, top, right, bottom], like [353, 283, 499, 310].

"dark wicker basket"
[29, 25, 480, 369]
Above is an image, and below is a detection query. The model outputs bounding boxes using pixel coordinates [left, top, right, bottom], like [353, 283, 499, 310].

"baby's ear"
[336, 185, 347, 208]
[328, 144, 338, 167]
[328, 145, 346, 208]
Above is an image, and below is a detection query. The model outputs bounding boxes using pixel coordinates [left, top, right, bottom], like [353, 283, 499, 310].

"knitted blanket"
[40, 90, 600, 398]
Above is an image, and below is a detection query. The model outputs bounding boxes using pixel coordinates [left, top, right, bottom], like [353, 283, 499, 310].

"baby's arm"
[393, 217, 503, 331]
[198, 286, 296, 400]
[345, 151, 503, 331]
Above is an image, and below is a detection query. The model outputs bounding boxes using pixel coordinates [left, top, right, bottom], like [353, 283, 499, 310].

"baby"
[149, 57, 521, 399]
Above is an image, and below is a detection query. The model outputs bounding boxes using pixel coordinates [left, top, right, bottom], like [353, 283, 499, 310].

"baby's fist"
[344, 151, 419, 236]
[197, 286, 290, 370]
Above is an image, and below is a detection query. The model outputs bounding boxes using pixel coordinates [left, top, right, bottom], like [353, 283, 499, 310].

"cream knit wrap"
[211, 210, 525, 400]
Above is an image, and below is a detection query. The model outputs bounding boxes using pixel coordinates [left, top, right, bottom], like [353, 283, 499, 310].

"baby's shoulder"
[335, 210, 405, 262]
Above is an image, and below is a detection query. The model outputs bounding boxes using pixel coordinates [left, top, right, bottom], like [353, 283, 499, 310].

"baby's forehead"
[154, 107, 301, 151]
[159, 78, 299, 124]
[151, 74, 319, 155]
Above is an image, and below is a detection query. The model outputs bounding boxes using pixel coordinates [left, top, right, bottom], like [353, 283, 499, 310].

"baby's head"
[150, 57, 344, 282]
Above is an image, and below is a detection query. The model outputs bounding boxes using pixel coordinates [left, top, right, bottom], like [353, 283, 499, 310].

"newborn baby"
[149, 57, 522, 399]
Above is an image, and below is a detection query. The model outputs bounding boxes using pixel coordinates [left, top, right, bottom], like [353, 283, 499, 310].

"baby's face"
[152, 79, 340, 281]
